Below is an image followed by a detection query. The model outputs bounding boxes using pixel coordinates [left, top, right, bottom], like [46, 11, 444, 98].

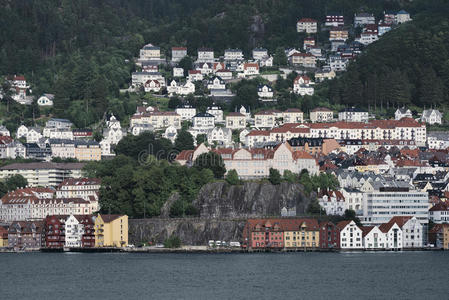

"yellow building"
[444, 225, 449, 250]
[74, 141, 102, 161]
[94, 214, 128, 247]
[0, 226, 8, 247]
[283, 219, 319, 248]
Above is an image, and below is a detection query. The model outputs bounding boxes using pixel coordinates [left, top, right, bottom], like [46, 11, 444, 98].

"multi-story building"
[310, 107, 334, 123]
[0, 226, 8, 247]
[318, 190, 346, 216]
[56, 178, 101, 201]
[429, 224, 449, 249]
[296, 18, 318, 33]
[288, 137, 340, 156]
[338, 107, 369, 122]
[258, 85, 274, 100]
[284, 219, 320, 249]
[337, 220, 363, 249]
[254, 110, 281, 129]
[8, 221, 44, 249]
[0, 162, 85, 187]
[354, 13, 375, 27]
[225, 112, 246, 130]
[361, 225, 387, 249]
[379, 220, 403, 249]
[65, 214, 95, 248]
[289, 52, 316, 68]
[139, 44, 161, 60]
[192, 113, 215, 132]
[361, 182, 429, 225]
[421, 109, 442, 125]
[171, 47, 187, 62]
[386, 216, 423, 248]
[175, 105, 197, 121]
[427, 132, 449, 150]
[94, 214, 129, 247]
[319, 221, 340, 249]
[130, 111, 181, 130]
[329, 27, 348, 41]
[74, 140, 101, 161]
[49, 139, 75, 159]
[252, 48, 268, 61]
[224, 49, 244, 61]
[325, 14, 344, 27]
[176, 142, 319, 179]
[429, 202, 449, 224]
[206, 106, 224, 123]
[197, 48, 214, 63]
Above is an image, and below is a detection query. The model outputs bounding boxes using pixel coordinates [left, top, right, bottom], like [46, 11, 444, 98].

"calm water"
[0, 251, 447, 299]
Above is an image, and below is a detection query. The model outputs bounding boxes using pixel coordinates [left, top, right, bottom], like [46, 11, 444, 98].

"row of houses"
[0, 179, 101, 222]
[0, 214, 128, 250]
[244, 216, 423, 250]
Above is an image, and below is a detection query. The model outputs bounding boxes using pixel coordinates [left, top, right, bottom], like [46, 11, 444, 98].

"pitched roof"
[100, 214, 124, 223]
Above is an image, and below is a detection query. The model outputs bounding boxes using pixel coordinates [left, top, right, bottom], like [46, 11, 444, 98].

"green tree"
[196, 134, 207, 146]
[225, 169, 240, 185]
[343, 209, 362, 226]
[178, 56, 194, 76]
[273, 47, 287, 66]
[5, 175, 28, 191]
[163, 235, 181, 248]
[175, 130, 194, 151]
[168, 96, 182, 109]
[194, 152, 226, 179]
[268, 168, 281, 185]
[283, 170, 297, 183]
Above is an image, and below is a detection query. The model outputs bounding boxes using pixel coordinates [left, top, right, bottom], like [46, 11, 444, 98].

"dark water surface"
[0, 251, 446, 299]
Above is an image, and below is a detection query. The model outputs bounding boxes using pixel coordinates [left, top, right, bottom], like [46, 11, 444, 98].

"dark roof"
[100, 214, 124, 223]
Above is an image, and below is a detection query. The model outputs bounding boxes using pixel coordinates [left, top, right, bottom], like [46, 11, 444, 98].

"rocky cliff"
[129, 181, 311, 245]
[194, 181, 310, 218]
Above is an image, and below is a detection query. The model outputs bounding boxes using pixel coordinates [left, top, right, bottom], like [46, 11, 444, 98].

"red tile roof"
[298, 18, 317, 23]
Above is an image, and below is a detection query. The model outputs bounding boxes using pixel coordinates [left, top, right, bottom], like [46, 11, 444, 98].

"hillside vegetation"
[0, 0, 448, 131]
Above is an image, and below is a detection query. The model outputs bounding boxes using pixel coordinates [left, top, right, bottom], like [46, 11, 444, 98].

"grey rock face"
[194, 181, 310, 218]
[129, 181, 311, 245]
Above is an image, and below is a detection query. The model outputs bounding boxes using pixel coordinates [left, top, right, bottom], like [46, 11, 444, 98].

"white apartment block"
[296, 18, 318, 33]
[175, 105, 197, 121]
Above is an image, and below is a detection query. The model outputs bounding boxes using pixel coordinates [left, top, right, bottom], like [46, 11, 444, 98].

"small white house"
[207, 77, 226, 90]
[37, 94, 54, 106]
[207, 127, 232, 146]
[258, 85, 274, 99]
[164, 126, 178, 143]
[395, 107, 413, 120]
[65, 215, 84, 248]
[421, 109, 442, 125]
[318, 190, 346, 216]
[173, 68, 184, 77]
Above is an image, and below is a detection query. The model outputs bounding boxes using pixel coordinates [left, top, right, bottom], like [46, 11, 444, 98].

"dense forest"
[0, 0, 448, 132]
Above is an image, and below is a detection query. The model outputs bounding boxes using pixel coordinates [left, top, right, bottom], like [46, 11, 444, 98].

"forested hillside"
[327, 2, 449, 112]
[0, 0, 448, 131]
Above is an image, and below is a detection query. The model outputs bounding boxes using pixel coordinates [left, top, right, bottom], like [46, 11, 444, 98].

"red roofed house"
[144, 79, 161, 93]
[242, 62, 260, 76]
[379, 218, 403, 249]
[384, 216, 423, 248]
[297, 18, 318, 33]
[171, 46, 187, 62]
[429, 202, 449, 224]
[289, 52, 316, 68]
[361, 225, 387, 249]
[318, 190, 346, 215]
[44, 215, 67, 248]
[428, 224, 449, 249]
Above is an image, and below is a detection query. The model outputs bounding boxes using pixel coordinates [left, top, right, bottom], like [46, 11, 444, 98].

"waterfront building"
[319, 221, 340, 249]
[8, 221, 44, 249]
[283, 219, 319, 249]
[94, 214, 128, 247]
[379, 219, 403, 250]
[361, 225, 387, 249]
[337, 220, 363, 249]
[0, 226, 8, 247]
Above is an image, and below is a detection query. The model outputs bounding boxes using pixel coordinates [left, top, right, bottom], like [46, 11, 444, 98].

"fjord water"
[0, 252, 446, 299]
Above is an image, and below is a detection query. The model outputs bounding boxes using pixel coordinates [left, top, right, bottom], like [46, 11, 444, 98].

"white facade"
[361, 183, 429, 225]
[310, 109, 334, 123]
[175, 106, 197, 121]
[339, 220, 364, 249]
[65, 215, 84, 247]
[395, 108, 413, 120]
[197, 48, 214, 63]
[192, 113, 215, 132]
[206, 106, 224, 123]
[296, 19, 318, 33]
[421, 109, 442, 125]
[252, 48, 268, 61]
[207, 77, 226, 90]
[258, 85, 274, 99]
[171, 47, 187, 62]
[37, 94, 54, 106]
[363, 226, 387, 249]
[173, 68, 184, 77]
[401, 217, 423, 248]
[338, 109, 369, 122]
[224, 49, 244, 61]
[206, 127, 232, 146]
[319, 191, 346, 216]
